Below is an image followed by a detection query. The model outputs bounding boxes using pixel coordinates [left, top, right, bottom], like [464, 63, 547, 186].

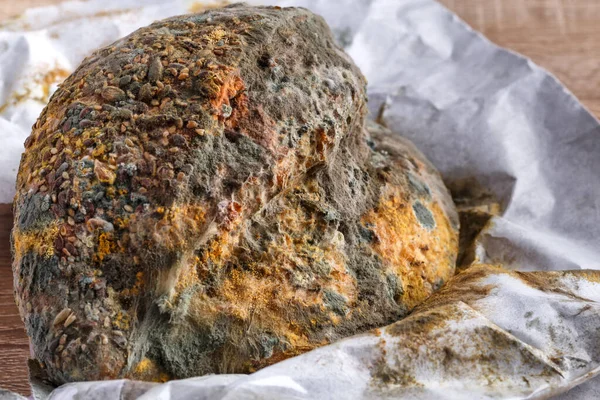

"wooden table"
[1, 0, 599, 396]
[0, 204, 29, 396]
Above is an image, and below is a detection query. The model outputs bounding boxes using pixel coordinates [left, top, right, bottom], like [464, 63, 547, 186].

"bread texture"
[12, 4, 459, 384]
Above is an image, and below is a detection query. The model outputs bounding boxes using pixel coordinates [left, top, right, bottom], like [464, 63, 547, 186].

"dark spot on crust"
[413, 201, 436, 230]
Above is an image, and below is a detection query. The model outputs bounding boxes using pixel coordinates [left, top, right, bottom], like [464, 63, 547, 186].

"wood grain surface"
[441, 0, 600, 118]
[0, 204, 31, 396]
[1, 0, 599, 396]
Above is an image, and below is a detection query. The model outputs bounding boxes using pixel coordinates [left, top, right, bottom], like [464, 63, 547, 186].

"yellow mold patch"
[112, 310, 131, 331]
[129, 357, 171, 383]
[12, 221, 59, 260]
[95, 232, 116, 262]
[362, 186, 457, 310]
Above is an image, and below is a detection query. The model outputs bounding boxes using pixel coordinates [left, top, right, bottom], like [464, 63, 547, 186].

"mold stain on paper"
[0, 8, 135, 31]
[0, 66, 70, 115]
[189, 1, 231, 13]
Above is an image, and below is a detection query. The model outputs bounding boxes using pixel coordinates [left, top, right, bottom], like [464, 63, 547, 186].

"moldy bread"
[12, 4, 459, 384]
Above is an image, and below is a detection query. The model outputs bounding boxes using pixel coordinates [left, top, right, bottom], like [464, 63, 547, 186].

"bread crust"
[12, 4, 458, 384]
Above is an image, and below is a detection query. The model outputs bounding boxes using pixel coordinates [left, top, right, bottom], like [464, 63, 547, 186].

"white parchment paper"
[1, 0, 599, 399]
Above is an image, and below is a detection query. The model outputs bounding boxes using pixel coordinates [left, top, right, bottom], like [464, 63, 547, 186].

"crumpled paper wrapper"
[1, 0, 599, 399]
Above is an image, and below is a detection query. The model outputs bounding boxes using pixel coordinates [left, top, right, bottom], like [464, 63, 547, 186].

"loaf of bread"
[12, 4, 459, 384]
